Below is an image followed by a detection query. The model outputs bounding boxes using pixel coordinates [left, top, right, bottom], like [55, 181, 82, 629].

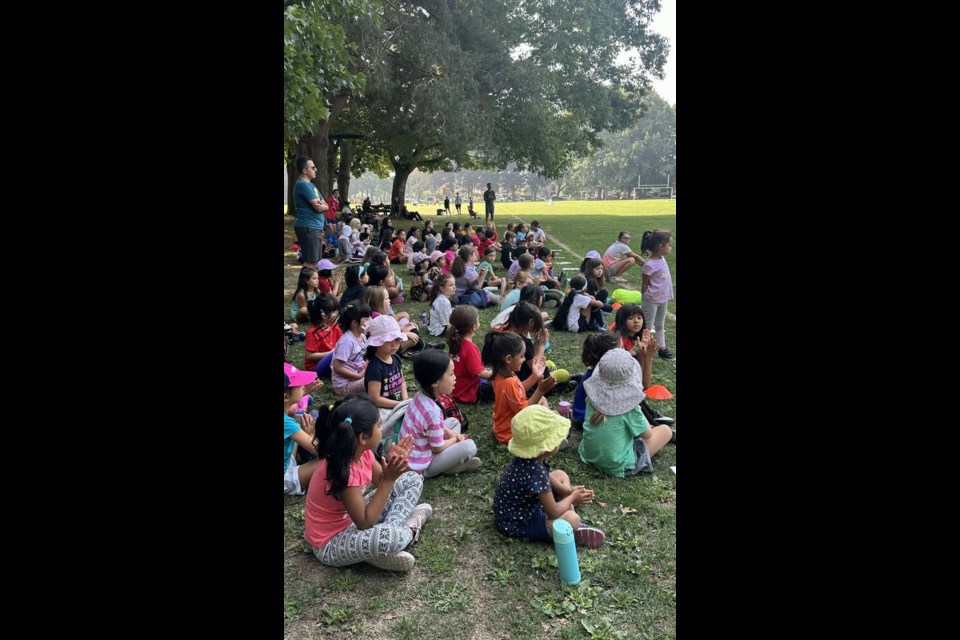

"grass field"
[283, 200, 676, 639]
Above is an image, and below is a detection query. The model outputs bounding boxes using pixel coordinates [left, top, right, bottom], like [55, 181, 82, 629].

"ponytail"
[312, 396, 380, 498]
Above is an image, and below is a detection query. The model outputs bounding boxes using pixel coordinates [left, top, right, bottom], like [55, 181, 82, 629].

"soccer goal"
[635, 184, 674, 199]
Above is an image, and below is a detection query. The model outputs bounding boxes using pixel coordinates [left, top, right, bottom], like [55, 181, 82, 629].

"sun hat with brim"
[316, 259, 336, 270]
[429, 250, 445, 263]
[583, 348, 644, 415]
[507, 405, 571, 458]
[585, 250, 601, 260]
[284, 363, 317, 389]
[365, 315, 409, 347]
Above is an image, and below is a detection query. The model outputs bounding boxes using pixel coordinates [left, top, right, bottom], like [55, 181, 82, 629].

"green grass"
[283, 200, 676, 639]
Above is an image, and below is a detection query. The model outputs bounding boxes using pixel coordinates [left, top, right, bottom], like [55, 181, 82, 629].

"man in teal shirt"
[293, 156, 328, 265]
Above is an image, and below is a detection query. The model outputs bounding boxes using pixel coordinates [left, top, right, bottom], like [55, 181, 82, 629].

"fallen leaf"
[541, 623, 550, 630]
[618, 505, 638, 515]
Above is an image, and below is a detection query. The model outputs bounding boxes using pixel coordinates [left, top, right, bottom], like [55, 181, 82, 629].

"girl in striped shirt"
[399, 350, 481, 477]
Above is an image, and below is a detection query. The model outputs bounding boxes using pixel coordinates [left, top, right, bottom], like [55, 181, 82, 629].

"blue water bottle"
[552, 520, 581, 585]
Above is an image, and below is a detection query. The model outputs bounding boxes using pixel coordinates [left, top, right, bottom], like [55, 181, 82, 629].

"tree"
[562, 92, 676, 198]
[283, 0, 377, 209]
[363, 0, 668, 206]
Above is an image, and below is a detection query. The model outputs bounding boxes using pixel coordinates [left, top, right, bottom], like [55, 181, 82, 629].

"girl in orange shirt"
[481, 331, 556, 445]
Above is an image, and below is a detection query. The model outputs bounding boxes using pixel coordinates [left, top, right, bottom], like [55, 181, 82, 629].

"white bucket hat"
[582, 348, 644, 415]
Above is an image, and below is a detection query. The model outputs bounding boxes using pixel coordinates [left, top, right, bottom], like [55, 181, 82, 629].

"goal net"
[635, 185, 674, 199]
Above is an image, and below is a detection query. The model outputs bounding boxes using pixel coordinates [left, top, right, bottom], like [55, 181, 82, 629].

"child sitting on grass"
[304, 396, 431, 572]
[579, 349, 675, 477]
[493, 405, 605, 547]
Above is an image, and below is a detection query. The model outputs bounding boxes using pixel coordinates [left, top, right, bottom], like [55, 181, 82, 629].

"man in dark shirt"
[483, 183, 496, 222]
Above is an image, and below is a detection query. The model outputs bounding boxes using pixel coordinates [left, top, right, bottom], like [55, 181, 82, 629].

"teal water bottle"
[552, 520, 581, 585]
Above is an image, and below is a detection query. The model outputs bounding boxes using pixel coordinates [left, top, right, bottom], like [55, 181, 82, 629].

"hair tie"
[344, 417, 353, 424]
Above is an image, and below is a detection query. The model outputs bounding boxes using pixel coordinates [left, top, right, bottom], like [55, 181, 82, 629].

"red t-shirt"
[305, 323, 343, 368]
[317, 276, 333, 294]
[325, 196, 339, 222]
[389, 239, 404, 261]
[478, 237, 494, 255]
[452, 339, 485, 403]
[621, 334, 642, 358]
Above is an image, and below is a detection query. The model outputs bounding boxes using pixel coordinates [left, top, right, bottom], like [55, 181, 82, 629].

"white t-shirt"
[603, 242, 632, 267]
[429, 296, 453, 336]
[567, 293, 592, 331]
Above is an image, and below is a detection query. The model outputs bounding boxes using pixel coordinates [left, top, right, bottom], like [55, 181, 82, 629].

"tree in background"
[364, 0, 668, 206]
[283, 0, 378, 210]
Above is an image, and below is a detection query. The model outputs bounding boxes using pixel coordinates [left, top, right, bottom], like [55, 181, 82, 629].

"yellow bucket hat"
[507, 405, 571, 458]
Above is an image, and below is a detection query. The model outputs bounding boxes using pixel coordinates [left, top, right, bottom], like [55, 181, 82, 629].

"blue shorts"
[522, 509, 551, 541]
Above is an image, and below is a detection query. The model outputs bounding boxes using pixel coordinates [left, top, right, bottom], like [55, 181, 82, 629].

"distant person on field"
[483, 183, 496, 222]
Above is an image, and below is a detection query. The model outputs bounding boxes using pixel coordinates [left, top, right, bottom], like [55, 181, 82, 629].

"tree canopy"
[284, 0, 671, 205]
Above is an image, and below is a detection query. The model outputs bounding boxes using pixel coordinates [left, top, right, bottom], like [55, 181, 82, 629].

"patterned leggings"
[333, 378, 366, 396]
[312, 471, 423, 567]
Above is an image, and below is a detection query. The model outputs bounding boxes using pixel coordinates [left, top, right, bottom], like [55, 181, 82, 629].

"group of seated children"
[284, 219, 676, 572]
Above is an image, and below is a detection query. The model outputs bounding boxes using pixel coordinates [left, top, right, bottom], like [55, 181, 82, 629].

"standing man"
[293, 156, 328, 266]
[444, 195, 451, 215]
[483, 183, 496, 222]
[454, 192, 462, 215]
[325, 189, 341, 227]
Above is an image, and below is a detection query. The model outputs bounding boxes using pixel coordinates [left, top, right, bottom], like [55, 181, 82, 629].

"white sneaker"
[446, 457, 482, 475]
[403, 503, 433, 542]
[366, 550, 416, 572]
[558, 438, 570, 451]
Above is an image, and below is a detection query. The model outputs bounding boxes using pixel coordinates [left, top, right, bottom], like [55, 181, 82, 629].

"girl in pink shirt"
[304, 396, 432, 572]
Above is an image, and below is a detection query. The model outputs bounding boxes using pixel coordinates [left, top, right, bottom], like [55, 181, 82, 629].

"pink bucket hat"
[365, 315, 409, 347]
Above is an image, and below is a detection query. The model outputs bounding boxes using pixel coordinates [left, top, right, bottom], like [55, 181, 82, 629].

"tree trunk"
[286, 122, 331, 212]
[286, 157, 298, 216]
[391, 163, 415, 209]
[326, 142, 338, 196]
[284, 96, 349, 212]
[337, 141, 354, 203]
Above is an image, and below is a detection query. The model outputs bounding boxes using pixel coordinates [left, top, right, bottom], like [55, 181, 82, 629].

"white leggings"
[312, 471, 422, 567]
